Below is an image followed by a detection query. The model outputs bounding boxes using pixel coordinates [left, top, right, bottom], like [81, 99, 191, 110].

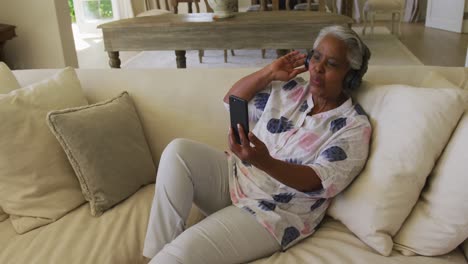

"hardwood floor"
[367, 21, 468, 67]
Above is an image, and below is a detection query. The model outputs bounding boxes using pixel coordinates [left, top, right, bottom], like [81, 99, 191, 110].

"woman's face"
[308, 34, 351, 100]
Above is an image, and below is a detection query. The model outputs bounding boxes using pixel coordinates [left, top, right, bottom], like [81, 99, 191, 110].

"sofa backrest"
[13, 66, 467, 168]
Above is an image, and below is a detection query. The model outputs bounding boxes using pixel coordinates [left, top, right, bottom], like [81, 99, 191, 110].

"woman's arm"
[229, 126, 322, 193]
[223, 51, 307, 104]
[260, 157, 322, 193]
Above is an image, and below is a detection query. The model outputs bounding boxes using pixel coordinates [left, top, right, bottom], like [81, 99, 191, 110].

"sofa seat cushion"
[0, 184, 155, 264]
[0, 62, 19, 222]
[1, 182, 464, 264]
[250, 217, 467, 264]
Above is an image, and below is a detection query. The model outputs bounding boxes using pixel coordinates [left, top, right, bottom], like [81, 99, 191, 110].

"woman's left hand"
[228, 124, 272, 170]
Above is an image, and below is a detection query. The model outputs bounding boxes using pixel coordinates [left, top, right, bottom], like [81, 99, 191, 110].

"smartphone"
[229, 95, 249, 145]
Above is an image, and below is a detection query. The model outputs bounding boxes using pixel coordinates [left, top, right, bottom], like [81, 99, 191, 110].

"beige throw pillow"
[393, 111, 468, 256]
[47, 92, 156, 216]
[327, 83, 465, 256]
[392, 73, 468, 256]
[0, 62, 20, 222]
[0, 67, 88, 234]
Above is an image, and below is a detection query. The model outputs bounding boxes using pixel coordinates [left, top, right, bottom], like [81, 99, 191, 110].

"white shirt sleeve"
[308, 117, 371, 198]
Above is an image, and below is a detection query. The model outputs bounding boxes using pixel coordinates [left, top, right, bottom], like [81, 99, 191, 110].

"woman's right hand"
[267, 50, 308, 82]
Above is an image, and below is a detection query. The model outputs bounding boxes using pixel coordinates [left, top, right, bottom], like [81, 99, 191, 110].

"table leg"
[188, 2, 193, 13]
[0, 41, 5, 63]
[108, 51, 121, 68]
[175, 50, 187, 68]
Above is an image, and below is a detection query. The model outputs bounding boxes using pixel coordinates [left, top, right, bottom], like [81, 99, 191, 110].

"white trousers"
[143, 139, 280, 264]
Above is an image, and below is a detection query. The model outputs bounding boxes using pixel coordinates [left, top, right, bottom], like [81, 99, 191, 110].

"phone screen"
[229, 95, 249, 145]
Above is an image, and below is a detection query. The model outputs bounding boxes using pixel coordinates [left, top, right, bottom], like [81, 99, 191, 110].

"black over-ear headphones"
[305, 46, 371, 91]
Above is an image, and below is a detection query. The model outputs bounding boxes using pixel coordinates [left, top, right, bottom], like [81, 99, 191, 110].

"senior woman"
[143, 25, 372, 264]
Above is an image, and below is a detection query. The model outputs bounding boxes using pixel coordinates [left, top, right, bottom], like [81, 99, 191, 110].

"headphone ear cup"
[305, 50, 313, 69]
[343, 70, 360, 91]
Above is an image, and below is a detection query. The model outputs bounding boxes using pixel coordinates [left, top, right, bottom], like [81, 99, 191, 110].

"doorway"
[72, 0, 119, 34]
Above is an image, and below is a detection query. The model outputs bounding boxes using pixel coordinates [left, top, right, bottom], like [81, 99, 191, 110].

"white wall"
[0, 0, 78, 69]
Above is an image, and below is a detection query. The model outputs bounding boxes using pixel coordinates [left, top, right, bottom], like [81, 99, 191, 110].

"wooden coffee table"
[0, 24, 16, 65]
[98, 11, 353, 68]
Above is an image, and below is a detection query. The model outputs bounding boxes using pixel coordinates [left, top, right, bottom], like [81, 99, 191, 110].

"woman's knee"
[160, 138, 203, 166]
[163, 138, 195, 157]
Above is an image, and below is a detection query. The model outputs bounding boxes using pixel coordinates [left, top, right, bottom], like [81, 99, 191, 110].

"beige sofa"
[1, 66, 467, 264]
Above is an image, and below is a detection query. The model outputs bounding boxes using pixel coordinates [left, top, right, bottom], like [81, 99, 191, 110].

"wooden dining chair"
[292, 0, 332, 12]
[172, 0, 200, 13]
[200, 0, 235, 63]
[246, 0, 274, 58]
[362, 0, 404, 35]
[136, 0, 172, 16]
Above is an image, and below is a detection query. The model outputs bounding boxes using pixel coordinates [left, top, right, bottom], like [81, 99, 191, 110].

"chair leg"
[262, 49, 266, 58]
[199, 50, 204, 63]
[224, 50, 228, 63]
[362, 11, 368, 35]
[194, 0, 200, 12]
[188, 1, 193, 13]
[231, 50, 235, 56]
[397, 12, 402, 36]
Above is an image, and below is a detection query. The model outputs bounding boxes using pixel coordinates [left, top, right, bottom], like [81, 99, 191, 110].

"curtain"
[113, 0, 135, 19]
[335, 0, 365, 23]
[404, 0, 418, 22]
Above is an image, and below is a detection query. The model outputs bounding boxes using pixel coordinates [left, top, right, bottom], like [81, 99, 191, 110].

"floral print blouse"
[225, 77, 371, 249]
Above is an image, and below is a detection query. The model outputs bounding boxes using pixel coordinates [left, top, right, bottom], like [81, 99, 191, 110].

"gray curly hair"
[313, 25, 369, 71]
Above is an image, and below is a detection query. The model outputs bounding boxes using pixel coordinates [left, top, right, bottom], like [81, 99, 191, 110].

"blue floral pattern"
[267, 116, 294, 134]
[281, 227, 300, 247]
[242, 206, 256, 215]
[273, 193, 295, 203]
[285, 158, 302, 165]
[254, 93, 270, 111]
[258, 200, 277, 211]
[282, 80, 298, 91]
[310, 198, 326, 211]
[321, 146, 347, 162]
[330, 117, 347, 133]
[299, 100, 308, 112]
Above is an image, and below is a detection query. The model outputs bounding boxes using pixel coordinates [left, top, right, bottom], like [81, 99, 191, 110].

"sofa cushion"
[0, 184, 155, 264]
[0, 67, 87, 234]
[250, 217, 467, 264]
[0, 62, 20, 93]
[0, 184, 466, 264]
[0, 62, 19, 222]
[393, 110, 468, 256]
[327, 83, 465, 256]
[390, 72, 468, 256]
[47, 91, 156, 216]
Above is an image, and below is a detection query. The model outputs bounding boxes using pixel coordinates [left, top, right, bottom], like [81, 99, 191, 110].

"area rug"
[122, 26, 423, 69]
